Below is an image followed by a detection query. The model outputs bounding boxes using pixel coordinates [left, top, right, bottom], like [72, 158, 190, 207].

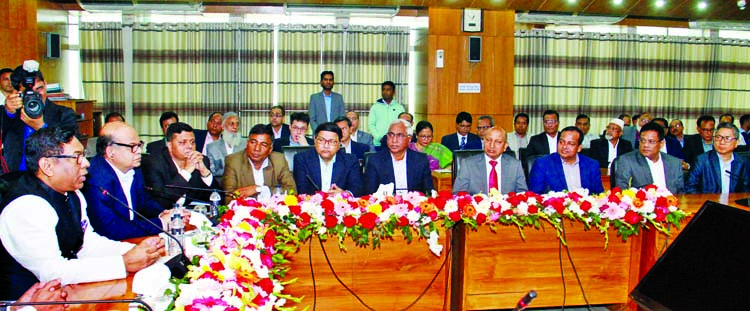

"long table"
[64, 193, 750, 310]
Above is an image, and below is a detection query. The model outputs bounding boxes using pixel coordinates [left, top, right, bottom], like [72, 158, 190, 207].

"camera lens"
[23, 91, 44, 119]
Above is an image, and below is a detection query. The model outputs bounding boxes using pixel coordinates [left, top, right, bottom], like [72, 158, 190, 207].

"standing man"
[293, 123, 363, 196]
[452, 128, 527, 194]
[611, 122, 684, 194]
[145, 111, 178, 155]
[506, 113, 530, 160]
[528, 126, 604, 194]
[575, 114, 599, 148]
[364, 119, 433, 195]
[334, 116, 370, 162]
[193, 112, 223, 155]
[685, 122, 750, 193]
[526, 110, 560, 157]
[476, 115, 494, 148]
[589, 119, 633, 168]
[272, 112, 314, 152]
[142, 122, 220, 209]
[440, 112, 482, 152]
[224, 124, 296, 200]
[0, 68, 13, 103]
[346, 111, 374, 150]
[0, 127, 163, 299]
[308, 71, 344, 130]
[1, 61, 78, 173]
[206, 112, 245, 178]
[368, 81, 404, 147]
[683, 115, 716, 167]
[266, 105, 290, 140]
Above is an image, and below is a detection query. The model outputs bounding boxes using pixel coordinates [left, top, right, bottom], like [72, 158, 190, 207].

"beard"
[605, 134, 614, 141]
[224, 131, 241, 147]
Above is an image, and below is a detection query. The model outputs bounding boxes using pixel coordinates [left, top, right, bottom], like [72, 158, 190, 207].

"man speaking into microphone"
[83, 122, 188, 240]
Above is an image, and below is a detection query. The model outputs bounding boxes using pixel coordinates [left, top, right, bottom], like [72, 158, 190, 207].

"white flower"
[406, 210, 421, 223]
[427, 231, 443, 256]
[516, 202, 529, 216]
[444, 200, 458, 213]
[23, 60, 39, 72]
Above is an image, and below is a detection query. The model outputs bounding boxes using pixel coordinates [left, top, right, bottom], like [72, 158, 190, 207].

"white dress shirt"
[546, 133, 558, 154]
[645, 155, 667, 189]
[172, 158, 214, 187]
[607, 139, 619, 167]
[391, 154, 408, 192]
[106, 159, 135, 220]
[319, 155, 336, 192]
[251, 157, 270, 187]
[506, 132, 528, 159]
[456, 133, 468, 148]
[0, 191, 134, 286]
[561, 155, 582, 191]
[341, 140, 352, 154]
[720, 155, 734, 194]
[351, 130, 360, 142]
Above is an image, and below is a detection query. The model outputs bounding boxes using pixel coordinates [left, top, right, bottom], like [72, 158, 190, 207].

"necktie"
[489, 160, 498, 191]
[460, 136, 466, 150]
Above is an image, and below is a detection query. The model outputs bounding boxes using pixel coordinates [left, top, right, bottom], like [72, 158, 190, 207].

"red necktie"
[489, 160, 498, 191]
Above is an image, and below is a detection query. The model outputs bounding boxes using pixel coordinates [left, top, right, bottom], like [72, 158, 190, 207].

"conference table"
[65, 193, 750, 311]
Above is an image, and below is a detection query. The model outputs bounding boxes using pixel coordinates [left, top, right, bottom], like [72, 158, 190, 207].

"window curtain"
[80, 22, 124, 115]
[515, 30, 750, 135]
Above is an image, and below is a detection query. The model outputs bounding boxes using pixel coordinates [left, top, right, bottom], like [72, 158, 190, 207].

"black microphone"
[166, 184, 232, 194]
[725, 170, 747, 184]
[306, 175, 321, 191]
[99, 187, 189, 279]
[146, 186, 211, 205]
[1, 299, 152, 310]
[512, 290, 537, 311]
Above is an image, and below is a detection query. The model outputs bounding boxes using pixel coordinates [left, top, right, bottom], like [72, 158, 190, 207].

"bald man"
[452, 128, 527, 194]
[83, 122, 186, 240]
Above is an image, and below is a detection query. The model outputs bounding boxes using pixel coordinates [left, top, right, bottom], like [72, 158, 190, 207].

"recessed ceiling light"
[655, 0, 666, 8]
[698, 1, 708, 9]
[568, 0, 577, 3]
[613, 0, 623, 4]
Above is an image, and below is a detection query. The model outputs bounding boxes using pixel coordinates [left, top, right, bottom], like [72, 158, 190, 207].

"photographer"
[1, 60, 77, 173]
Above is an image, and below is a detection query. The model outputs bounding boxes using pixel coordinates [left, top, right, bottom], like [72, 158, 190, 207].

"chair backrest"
[525, 154, 545, 177]
[734, 145, 750, 153]
[737, 151, 750, 161]
[451, 149, 484, 183]
[282, 146, 314, 172]
[362, 151, 377, 174]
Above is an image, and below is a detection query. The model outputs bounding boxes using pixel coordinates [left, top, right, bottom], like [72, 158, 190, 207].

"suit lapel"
[636, 153, 655, 186]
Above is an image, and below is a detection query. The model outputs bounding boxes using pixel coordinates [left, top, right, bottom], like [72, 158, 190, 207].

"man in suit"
[334, 116, 370, 163]
[621, 112, 652, 146]
[308, 70, 345, 130]
[476, 115, 494, 149]
[378, 112, 417, 147]
[440, 111, 483, 152]
[528, 126, 604, 194]
[739, 114, 750, 145]
[1, 61, 78, 173]
[193, 112, 223, 155]
[206, 112, 245, 178]
[293, 122, 363, 196]
[266, 105, 290, 140]
[611, 122, 684, 194]
[84, 122, 187, 240]
[506, 113, 530, 160]
[364, 119, 433, 195]
[589, 119, 633, 168]
[145, 111, 178, 155]
[651, 118, 686, 161]
[453, 128, 527, 195]
[368, 81, 404, 148]
[224, 124, 296, 200]
[526, 109, 560, 157]
[685, 122, 750, 193]
[142, 122, 221, 209]
[272, 112, 314, 152]
[346, 111, 375, 150]
[668, 119, 685, 147]
[683, 115, 716, 168]
[575, 114, 600, 148]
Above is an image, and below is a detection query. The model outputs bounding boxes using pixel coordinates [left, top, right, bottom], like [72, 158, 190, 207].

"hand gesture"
[123, 237, 165, 272]
[17, 279, 68, 311]
[4, 91, 22, 114]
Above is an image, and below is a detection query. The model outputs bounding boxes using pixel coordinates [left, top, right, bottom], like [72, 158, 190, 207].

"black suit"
[272, 136, 315, 153]
[146, 139, 166, 155]
[141, 147, 221, 209]
[0, 99, 78, 172]
[347, 140, 370, 163]
[193, 129, 209, 154]
[363, 149, 433, 195]
[266, 123, 291, 140]
[589, 138, 634, 168]
[293, 149, 364, 197]
[440, 133, 482, 152]
[683, 134, 710, 167]
[526, 132, 559, 157]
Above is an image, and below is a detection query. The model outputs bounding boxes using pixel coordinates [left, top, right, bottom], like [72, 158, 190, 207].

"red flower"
[343, 215, 357, 227]
[380, 202, 391, 211]
[347, 200, 359, 209]
[476, 213, 487, 225]
[396, 216, 409, 226]
[457, 196, 472, 210]
[473, 195, 484, 203]
[528, 205, 538, 214]
[257, 278, 274, 294]
[544, 198, 565, 214]
[221, 209, 235, 223]
[438, 190, 452, 199]
[448, 211, 461, 222]
[655, 197, 668, 208]
[428, 211, 438, 220]
[263, 230, 276, 247]
[209, 261, 224, 271]
[612, 186, 622, 193]
[456, 191, 470, 197]
[296, 213, 311, 228]
[567, 192, 582, 202]
[250, 209, 267, 221]
[430, 197, 447, 210]
[252, 293, 269, 306]
[358, 212, 378, 229]
[289, 205, 301, 216]
[644, 184, 658, 191]
[636, 190, 647, 200]
[580, 201, 592, 213]
[624, 210, 643, 224]
[325, 215, 338, 228]
[321, 200, 335, 214]
[608, 193, 621, 204]
[507, 194, 521, 206]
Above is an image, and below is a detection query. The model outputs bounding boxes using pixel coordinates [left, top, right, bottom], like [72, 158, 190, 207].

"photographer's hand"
[21, 108, 45, 130]
[4, 92, 22, 115]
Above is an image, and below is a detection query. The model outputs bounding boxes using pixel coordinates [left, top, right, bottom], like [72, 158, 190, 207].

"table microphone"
[1, 299, 152, 311]
[99, 187, 190, 279]
[166, 184, 232, 194]
[306, 175, 321, 191]
[725, 170, 750, 207]
[145, 186, 211, 205]
[512, 290, 537, 311]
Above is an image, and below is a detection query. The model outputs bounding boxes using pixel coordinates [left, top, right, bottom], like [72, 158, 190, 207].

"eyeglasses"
[269, 113, 283, 118]
[387, 132, 409, 140]
[699, 128, 715, 133]
[476, 126, 491, 131]
[315, 137, 339, 146]
[418, 135, 433, 139]
[639, 138, 662, 146]
[714, 135, 738, 143]
[47, 151, 91, 165]
[669, 124, 682, 129]
[111, 141, 145, 153]
[544, 120, 558, 125]
[291, 126, 307, 132]
[606, 126, 622, 133]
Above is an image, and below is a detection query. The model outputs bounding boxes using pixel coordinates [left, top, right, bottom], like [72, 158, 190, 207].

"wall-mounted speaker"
[46, 33, 60, 59]
[469, 36, 481, 63]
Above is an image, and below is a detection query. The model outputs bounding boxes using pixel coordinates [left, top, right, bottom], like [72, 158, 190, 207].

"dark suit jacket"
[83, 156, 165, 240]
[266, 123, 291, 140]
[146, 139, 166, 155]
[611, 150, 684, 194]
[272, 136, 315, 153]
[682, 134, 710, 167]
[193, 129, 209, 154]
[347, 140, 370, 163]
[308, 91, 345, 130]
[526, 132, 559, 157]
[363, 149, 434, 195]
[293, 149, 363, 197]
[528, 153, 604, 194]
[141, 147, 221, 209]
[684, 150, 750, 194]
[589, 138, 634, 168]
[440, 132, 482, 152]
[1, 99, 78, 172]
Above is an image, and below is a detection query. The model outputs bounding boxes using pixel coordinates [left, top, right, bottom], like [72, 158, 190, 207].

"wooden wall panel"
[1, 0, 38, 67]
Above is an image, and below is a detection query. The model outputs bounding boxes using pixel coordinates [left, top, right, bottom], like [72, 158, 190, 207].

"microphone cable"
[560, 219, 593, 311]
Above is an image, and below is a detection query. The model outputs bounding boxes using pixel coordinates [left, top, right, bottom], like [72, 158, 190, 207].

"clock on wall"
[462, 8, 483, 32]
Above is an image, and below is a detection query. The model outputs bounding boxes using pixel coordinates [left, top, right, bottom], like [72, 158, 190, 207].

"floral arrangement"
[173, 185, 688, 310]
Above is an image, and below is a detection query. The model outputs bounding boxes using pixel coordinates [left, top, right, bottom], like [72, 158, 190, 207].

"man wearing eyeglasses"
[476, 115, 494, 149]
[293, 122, 363, 197]
[265, 106, 290, 140]
[589, 119, 633, 169]
[0, 127, 164, 299]
[526, 110, 560, 157]
[683, 115, 716, 168]
[440, 111, 482, 152]
[142, 122, 221, 209]
[528, 126, 604, 194]
[364, 119, 433, 195]
[272, 112, 314, 152]
[684, 122, 750, 193]
[611, 122, 684, 194]
[83, 122, 187, 240]
[668, 119, 685, 147]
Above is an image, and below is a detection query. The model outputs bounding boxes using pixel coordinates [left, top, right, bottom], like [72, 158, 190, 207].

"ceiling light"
[739, 0, 747, 10]
[697, 2, 708, 9]
[613, 0, 623, 4]
[655, 0, 666, 8]
[568, 0, 577, 3]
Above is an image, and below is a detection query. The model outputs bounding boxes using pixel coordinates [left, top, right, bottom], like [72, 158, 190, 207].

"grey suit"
[452, 153, 528, 194]
[354, 130, 375, 151]
[621, 126, 637, 146]
[611, 150, 684, 194]
[206, 138, 246, 177]
[308, 91, 345, 130]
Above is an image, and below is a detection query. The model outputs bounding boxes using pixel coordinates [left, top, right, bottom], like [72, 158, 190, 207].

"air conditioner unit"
[283, 4, 399, 17]
[516, 12, 625, 25]
[690, 20, 750, 30]
[77, 0, 203, 13]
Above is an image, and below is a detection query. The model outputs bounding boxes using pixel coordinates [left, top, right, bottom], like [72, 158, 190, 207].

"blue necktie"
[460, 136, 466, 150]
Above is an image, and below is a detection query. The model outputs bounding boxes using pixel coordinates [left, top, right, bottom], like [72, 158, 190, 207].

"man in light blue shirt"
[368, 81, 404, 147]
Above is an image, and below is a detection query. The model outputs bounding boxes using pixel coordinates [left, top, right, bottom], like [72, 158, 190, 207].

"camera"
[20, 75, 44, 119]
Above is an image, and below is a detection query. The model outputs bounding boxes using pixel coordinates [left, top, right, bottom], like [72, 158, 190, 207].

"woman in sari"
[409, 121, 452, 170]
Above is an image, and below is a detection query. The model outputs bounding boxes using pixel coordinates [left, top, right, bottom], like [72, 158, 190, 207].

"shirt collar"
[105, 158, 135, 179]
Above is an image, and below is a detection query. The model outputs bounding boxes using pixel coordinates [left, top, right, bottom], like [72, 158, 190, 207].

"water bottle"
[209, 190, 221, 218]
[274, 184, 282, 196]
[169, 203, 184, 256]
